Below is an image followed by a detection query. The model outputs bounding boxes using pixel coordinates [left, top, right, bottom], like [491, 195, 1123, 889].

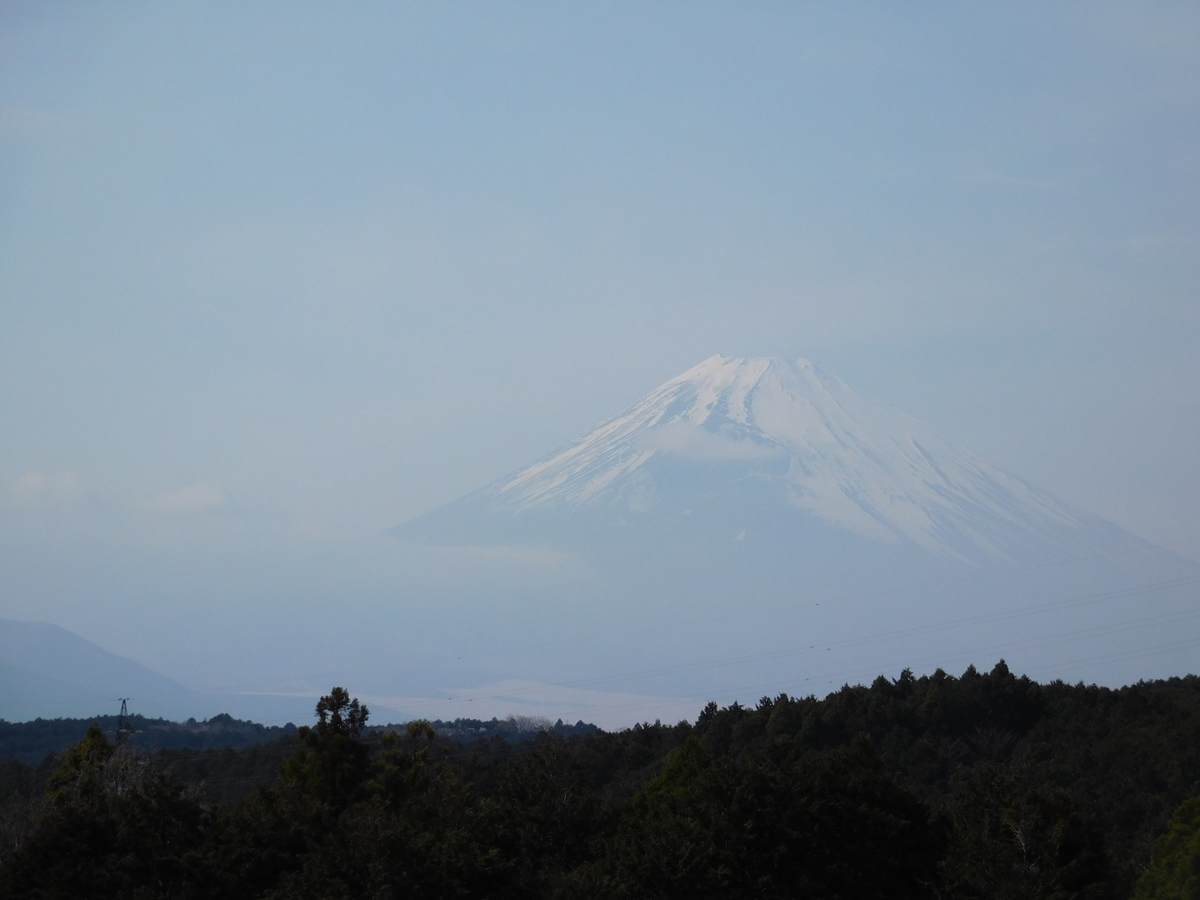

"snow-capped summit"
[461, 355, 1087, 561]
[391, 354, 1195, 701]
[400, 354, 1123, 564]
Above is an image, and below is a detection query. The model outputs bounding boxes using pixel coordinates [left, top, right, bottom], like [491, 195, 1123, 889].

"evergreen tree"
[1135, 796, 1200, 900]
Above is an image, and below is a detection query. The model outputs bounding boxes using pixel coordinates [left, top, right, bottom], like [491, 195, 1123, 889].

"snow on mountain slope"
[456, 355, 1085, 562]
[400, 355, 1143, 565]
[388, 354, 1197, 698]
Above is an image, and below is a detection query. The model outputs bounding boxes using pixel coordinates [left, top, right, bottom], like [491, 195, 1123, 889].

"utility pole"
[115, 697, 133, 745]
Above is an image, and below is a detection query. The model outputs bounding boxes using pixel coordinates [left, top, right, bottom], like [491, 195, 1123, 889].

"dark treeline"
[1, 664, 1198, 898]
[0, 714, 297, 766]
[0, 712, 600, 767]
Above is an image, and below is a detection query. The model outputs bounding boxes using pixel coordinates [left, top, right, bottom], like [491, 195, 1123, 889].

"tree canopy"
[1, 667, 1198, 898]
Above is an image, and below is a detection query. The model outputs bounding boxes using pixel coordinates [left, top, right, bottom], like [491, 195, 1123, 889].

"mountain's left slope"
[397, 354, 1162, 568]
[0, 619, 195, 721]
[0, 619, 334, 724]
[392, 355, 1198, 697]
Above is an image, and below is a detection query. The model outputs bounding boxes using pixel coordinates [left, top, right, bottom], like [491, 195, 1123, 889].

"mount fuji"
[394, 354, 1198, 699]
[403, 355, 1140, 566]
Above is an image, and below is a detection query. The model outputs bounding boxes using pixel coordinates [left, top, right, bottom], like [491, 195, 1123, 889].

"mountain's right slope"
[392, 355, 1199, 699]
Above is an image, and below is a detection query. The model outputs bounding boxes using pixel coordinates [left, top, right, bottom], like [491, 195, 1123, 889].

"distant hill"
[0, 619, 336, 725]
[0, 619, 194, 721]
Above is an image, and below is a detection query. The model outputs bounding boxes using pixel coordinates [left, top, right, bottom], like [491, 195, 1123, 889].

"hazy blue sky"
[3, 2, 1198, 565]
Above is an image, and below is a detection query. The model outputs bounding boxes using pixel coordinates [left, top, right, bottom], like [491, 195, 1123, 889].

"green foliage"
[282, 687, 372, 809]
[1134, 796, 1200, 900]
[46, 723, 114, 805]
[610, 734, 942, 898]
[1, 670, 1198, 898]
[0, 711, 596, 768]
[1, 725, 208, 898]
[943, 763, 1108, 898]
[312, 686, 369, 738]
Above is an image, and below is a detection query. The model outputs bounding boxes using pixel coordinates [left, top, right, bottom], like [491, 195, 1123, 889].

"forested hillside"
[2, 664, 1198, 898]
[0, 714, 296, 765]
[0, 712, 599, 767]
